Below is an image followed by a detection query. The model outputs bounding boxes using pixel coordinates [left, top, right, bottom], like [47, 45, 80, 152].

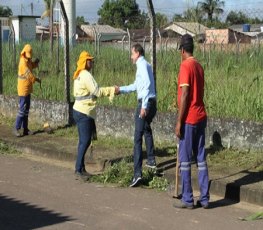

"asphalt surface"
[1, 154, 263, 230]
[0, 123, 263, 207]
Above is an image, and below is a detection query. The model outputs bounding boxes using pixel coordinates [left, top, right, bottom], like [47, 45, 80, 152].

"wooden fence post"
[50, 0, 54, 53]
[0, 20, 2, 94]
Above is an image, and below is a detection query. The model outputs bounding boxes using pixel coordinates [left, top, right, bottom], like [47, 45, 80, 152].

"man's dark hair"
[179, 34, 194, 54]
[183, 45, 194, 54]
[132, 43, 145, 56]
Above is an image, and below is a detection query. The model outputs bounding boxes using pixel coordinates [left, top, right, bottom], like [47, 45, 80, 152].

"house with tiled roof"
[164, 22, 208, 42]
[79, 24, 127, 42]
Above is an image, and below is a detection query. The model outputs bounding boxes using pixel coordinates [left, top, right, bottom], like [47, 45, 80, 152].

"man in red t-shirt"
[173, 34, 209, 209]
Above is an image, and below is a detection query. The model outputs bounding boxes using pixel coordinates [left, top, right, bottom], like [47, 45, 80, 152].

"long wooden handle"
[173, 144, 180, 198]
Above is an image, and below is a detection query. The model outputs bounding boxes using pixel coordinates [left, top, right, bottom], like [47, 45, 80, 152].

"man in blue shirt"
[116, 44, 157, 187]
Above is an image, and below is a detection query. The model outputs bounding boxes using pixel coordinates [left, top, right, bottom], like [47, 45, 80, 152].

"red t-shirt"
[177, 57, 207, 124]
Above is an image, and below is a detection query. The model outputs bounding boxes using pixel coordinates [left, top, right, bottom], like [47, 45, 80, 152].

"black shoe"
[173, 200, 194, 209]
[75, 171, 90, 181]
[129, 176, 142, 187]
[196, 200, 209, 209]
[81, 168, 92, 177]
[13, 129, 22, 137]
[145, 162, 157, 169]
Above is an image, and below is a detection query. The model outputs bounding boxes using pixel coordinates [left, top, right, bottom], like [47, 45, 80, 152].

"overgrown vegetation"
[90, 159, 169, 191]
[207, 149, 263, 172]
[2, 41, 263, 122]
[0, 141, 21, 155]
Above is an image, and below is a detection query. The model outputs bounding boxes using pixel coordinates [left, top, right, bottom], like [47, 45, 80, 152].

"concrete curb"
[0, 125, 262, 207]
[164, 170, 263, 207]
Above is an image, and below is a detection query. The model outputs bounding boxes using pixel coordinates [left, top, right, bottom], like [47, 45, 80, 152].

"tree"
[198, 0, 224, 22]
[98, 0, 147, 29]
[226, 11, 249, 25]
[173, 6, 203, 23]
[0, 6, 13, 17]
[226, 11, 263, 25]
[41, 0, 51, 19]
[156, 12, 168, 28]
[183, 6, 203, 22]
[173, 14, 184, 22]
[76, 16, 89, 26]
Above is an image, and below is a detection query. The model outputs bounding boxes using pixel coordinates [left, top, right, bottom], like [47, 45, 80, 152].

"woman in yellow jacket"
[14, 44, 41, 137]
[73, 51, 115, 180]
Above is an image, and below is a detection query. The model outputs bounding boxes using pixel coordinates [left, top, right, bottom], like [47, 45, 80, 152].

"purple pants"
[15, 95, 31, 131]
[179, 118, 209, 206]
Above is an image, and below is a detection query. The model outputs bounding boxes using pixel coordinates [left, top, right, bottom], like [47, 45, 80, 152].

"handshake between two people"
[113, 85, 147, 118]
[114, 85, 120, 95]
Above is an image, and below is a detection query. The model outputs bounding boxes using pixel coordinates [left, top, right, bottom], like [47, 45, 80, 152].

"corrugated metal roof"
[164, 22, 208, 36]
[229, 24, 263, 33]
[80, 24, 127, 35]
[241, 32, 263, 37]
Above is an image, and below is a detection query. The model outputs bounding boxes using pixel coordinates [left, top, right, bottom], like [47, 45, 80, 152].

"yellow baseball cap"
[21, 44, 32, 58]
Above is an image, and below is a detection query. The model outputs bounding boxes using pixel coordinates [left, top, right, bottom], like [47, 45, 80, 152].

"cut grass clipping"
[240, 211, 263, 221]
[90, 159, 169, 191]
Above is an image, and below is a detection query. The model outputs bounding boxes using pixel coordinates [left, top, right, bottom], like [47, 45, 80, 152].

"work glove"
[35, 58, 40, 64]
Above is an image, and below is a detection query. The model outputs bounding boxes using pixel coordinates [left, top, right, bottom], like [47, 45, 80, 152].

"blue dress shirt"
[119, 56, 156, 109]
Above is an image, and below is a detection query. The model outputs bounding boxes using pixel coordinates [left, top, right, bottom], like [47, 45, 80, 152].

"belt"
[75, 94, 97, 101]
[138, 98, 156, 103]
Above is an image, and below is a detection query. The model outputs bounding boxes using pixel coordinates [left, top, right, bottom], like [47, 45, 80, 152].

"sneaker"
[23, 129, 34, 136]
[129, 176, 142, 187]
[75, 171, 90, 181]
[13, 129, 22, 137]
[173, 200, 194, 209]
[196, 200, 209, 209]
[145, 162, 157, 169]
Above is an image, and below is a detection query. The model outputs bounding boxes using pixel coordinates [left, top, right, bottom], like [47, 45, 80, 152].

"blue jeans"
[179, 118, 209, 206]
[73, 109, 95, 173]
[133, 99, 157, 177]
[15, 95, 31, 131]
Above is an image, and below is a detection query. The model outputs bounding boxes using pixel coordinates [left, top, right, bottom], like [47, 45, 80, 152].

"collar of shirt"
[136, 56, 144, 65]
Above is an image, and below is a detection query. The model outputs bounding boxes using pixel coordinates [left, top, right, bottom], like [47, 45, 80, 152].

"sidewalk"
[0, 124, 262, 207]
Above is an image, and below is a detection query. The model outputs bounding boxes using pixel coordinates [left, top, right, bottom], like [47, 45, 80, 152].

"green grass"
[2, 41, 263, 122]
[90, 159, 169, 191]
[0, 141, 21, 155]
[207, 149, 263, 172]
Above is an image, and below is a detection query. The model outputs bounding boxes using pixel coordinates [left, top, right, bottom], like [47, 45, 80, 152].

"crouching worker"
[14, 44, 41, 137]
[72, 51, 117, 181]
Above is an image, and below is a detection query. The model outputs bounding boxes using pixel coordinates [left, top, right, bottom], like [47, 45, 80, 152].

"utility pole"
[146, 0, 156, 92]
[50, 0, 54, 53]
[59, 0, 70, 105]
[0, 20, 2, 94]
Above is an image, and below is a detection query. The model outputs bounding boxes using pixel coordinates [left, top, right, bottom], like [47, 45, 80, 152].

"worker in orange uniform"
[14, 44, 41, 137]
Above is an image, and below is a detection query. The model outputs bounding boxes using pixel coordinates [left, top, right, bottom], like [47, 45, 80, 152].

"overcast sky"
[0, 0, 262, 23]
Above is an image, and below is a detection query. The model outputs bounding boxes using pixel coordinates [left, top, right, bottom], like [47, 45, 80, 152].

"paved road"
[0, 154, 262, 230]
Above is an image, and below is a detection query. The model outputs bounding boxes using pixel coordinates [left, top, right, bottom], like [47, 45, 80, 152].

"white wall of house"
[11, 18, 19, 43]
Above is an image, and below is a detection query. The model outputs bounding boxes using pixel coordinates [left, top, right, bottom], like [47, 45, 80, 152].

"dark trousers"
[133, 99, 157, 177]
[179, 118, 209, 205]
[73, 109, 95, 173]
[15, 95, 31, 131]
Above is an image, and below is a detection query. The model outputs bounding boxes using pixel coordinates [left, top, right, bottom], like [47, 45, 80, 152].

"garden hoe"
[173, 143, 182, 199]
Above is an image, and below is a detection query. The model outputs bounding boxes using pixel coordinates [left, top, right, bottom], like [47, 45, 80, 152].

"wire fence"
[0, 5, 263, 121]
